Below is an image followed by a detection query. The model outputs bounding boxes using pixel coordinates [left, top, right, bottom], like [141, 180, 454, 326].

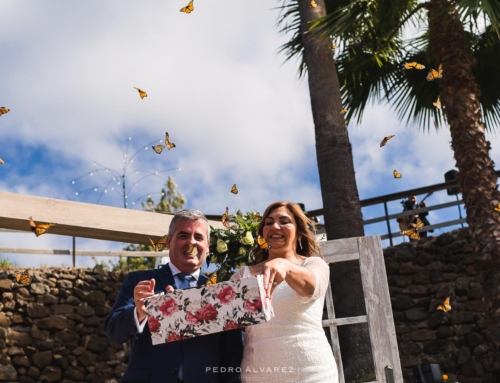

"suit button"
[171, 368, 178, 374]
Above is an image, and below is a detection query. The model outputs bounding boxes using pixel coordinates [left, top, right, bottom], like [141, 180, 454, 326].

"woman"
[231, 201, 338, 383]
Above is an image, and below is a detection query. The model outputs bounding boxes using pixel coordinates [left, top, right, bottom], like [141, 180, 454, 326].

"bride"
[231, 201, 339, 383]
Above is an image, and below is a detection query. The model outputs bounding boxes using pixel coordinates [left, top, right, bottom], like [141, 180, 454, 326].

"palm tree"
[279, 0, 500, 375]
[277, 1, 371, 381]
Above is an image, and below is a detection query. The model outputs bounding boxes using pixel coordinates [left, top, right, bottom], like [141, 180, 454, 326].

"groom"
[104, 209, 243, 383]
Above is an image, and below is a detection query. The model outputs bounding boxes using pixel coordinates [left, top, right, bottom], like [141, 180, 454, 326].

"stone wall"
[0, 266, 129, 383]
[0, 227, 494, 383]
[384, 227, 494, 383]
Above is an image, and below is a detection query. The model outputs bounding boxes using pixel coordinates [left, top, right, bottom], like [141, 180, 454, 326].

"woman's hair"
[252, 201, 323, 264]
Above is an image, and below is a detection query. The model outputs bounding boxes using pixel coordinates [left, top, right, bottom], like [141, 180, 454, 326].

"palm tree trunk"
[298, 0, 369, 381]
[428, 0, 500, 365]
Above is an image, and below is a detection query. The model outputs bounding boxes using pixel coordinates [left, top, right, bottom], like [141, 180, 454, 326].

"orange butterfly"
[206, 271, 217, 285]
[411, 217, 424, 230]
[433, 98, 441, 109]
[310, 0, 318, 7]
[340, 109, 348, 115]
[426, 64, 443, 81]
[15, 271, 32, 286]
[222, 207, 230, 229]
[331, 44, 338, 50]
[231, 184, 238, 194]
[257, 236, 269, 249]
[0, 158, 4, 165]
[180, 0, 194, 13]
[29, 217, 55, 237]
[252, 211, 261, 220]
[187, 243, 198, 255]
[149, 236, 167, 252]
[393, 170, 402, 178]
[165, 132, 176, 150]
[380, 135, 395, 147]
[134, 87, 147, 99]
[437, 297, 451, 312]
[401, 229, 420, 241]
[152, 145, 165, 154]
[404, 62, 425, 70]
[0, 107, 10, 116]
[494, 203, 500, 212]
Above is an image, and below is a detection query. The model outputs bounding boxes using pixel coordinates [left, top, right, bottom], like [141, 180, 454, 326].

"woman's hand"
[261, 258, 292, 298]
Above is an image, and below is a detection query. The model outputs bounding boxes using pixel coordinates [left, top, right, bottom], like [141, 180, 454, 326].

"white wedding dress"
[231, 257, 339, 383]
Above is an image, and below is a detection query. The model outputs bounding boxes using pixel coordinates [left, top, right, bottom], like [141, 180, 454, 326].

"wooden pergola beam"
[0, 191, 224, 244]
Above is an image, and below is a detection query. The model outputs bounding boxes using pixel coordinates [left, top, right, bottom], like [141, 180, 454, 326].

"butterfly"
[15, 271, 32, 286]
[0, 158, 4, 165]
[380, 135, 395, 147]
[426, 64, 443, 81]
[401, 229, 420, 241]
[252, 211, 261, 220]
[222, 207, 230, 229]
[411, 217, 424, 230]
[433, 98, 441, 109]
[231, 184, 238, 194]
[393, 170, 402, 179]
[494, 203, 500, 212]
[310, 0, 318, 7]
[29, 217, 55, 237]
[404, 62, 425, 70]
[165, 132, 176, 150]
[149, 236, 167, 252]
[187, 243, 198, 255]
[206, 271, 217, 285]
[0, 107, 10, 116]
[152, 145, 165, 154]
[331, 45, 338, 50]
[257, 236, 269, 249]
[340, 109, 348, 115]
[180, 0, 194, 13]
[437, 297, 451, 312]
[134, 87, 147, 99]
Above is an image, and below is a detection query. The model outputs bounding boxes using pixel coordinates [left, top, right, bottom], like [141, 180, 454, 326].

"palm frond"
[457, 0, 500, 33]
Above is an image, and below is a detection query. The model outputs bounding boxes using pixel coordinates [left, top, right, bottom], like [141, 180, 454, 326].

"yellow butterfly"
[340, 109, 348, 115]
[165, 132, 176, 150]
[411, 217, 424, 230]
[29, 217, 55, 237]
[310, 0, 318, 7]
[331, 44, 338, 50]
[134, 87, 147, 99]
[380, 135, 395, 147]
[0, 107, 10, 116]
[252, 211, 261, 220]
[257, 236, 269, 249]
[180, 0, 194, 13]
[433, 98, 441, 109]
[426, 64, 443, 81]
[0, 158, 4, 165]
[401, 229, 420, 241]
[206, 271, 217, 285]
[222, 207, 230, 229]
[15, 271, 32, 286]
[494, 203, 500, 212]
[393, 170, 402, 179]
[149, 236, 167, 252]
[404, 62, 425, 70]
[437, 297, 451, 312]
[187, 243, 198, 255]
[231, 184, 238, 194]
[152, 145, 165, 154]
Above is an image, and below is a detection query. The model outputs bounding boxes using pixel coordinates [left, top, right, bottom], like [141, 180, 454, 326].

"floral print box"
[144, 275, 274, 345]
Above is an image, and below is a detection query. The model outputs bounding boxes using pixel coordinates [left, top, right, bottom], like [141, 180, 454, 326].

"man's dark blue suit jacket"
[104, 264, 243, 383]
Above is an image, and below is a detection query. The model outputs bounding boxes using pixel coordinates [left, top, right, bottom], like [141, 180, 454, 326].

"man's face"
[409, 196, 417, 204]
[166, 219, 209, 274]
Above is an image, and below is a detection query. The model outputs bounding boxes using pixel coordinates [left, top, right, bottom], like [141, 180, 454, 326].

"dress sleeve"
[298, 257, 330, 304]
[230, 267, 247, 281]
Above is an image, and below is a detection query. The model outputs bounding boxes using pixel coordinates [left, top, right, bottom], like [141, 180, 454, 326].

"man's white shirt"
[134, 263, 200, 333]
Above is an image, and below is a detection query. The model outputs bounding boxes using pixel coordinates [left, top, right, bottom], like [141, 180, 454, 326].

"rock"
[12, 355, 30, 367]
[399, 355, 420, 368]
[32, 351, 53, 368]
[391, 295, 415, 311]
[35, 316, 71, 331]
[395, 325, 412, 334]
[423, 339, 457, 354]
[86, 335, 109, 352]
[76, 305, 95, 317]
[51, 305, 74, 315]
[73, 288, 87, 301]
[66, 296, 80, 306]
[6, 329, 33, 347]
[39, 366, 62, 382]
[30, 283, 50, 295]
[473, 343, 489, 355]
[0, 280, 12, 292]
[86, 291, 106, 306]
[78, 351, 98, 367]
[54, 330, 80, 349]
[407, 285, 429, 296]
[405, 308, 427, 321]
[465, 332, 483, 348]
[0, 314, 9, 328]
[455, 324, 474, 335]
[30, 327, 49, 341]
[394, 246, 416, 262]
[36, 295, 58, 305]
[449, 311, 475, 325]
[467, 300, 485, 311]
[0, 365, 17, 380]
[435, 233, 454, 246]
[53, 355, 69, 370]
[462, 360, 485, 377]
[63, 367, 85, 381]
[85, 316, 101, 326]
[95, 304, 110, 317]
[6, 346, 24, 356]
[408, 330, 436, 341]
[61, 273, 77, 280]
[27, 366, 40, 379]
[456, 277, 471, 295]
[26, 303, 50, 318]
[57, 280, 73, 289]
[400, 262, 424, 275]
[18, 376, 36, 383]
[436, 326, 454, 338]
[413, 271, 430, 285]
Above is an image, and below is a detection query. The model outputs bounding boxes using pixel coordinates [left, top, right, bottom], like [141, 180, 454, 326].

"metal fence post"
[72, 236, 76, 268]
[383, 201, 393, 247]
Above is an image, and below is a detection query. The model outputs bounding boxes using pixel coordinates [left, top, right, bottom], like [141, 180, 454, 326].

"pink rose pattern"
[144, 279, 273, 344]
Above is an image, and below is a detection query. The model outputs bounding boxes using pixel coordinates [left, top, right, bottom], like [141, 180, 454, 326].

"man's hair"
[168, 209, 210, 239]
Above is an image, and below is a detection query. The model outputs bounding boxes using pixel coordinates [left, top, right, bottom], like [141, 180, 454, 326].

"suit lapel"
[197, 273, 208, 287]
[153, 264, 175, 293]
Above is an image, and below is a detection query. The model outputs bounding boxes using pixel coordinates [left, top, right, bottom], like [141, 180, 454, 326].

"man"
[104, 210, 243, 383]
[397, 195, 433, 237]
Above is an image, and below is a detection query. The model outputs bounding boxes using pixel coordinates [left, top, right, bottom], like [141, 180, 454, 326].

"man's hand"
[134, 279, 155, 323]
[419, 201, 427, 208]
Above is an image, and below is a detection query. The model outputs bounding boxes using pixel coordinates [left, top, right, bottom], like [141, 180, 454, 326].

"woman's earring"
[299, 238, 303, 250]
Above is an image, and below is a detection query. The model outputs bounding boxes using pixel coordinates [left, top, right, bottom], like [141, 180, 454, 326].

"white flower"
[210, 255, 218, 264]
[245, 287, 260, 301]
[240, 231, 254, 246]
[187, 299, 203, 312]
[238, 247, 246, 256]
[217, 239, 228, 253]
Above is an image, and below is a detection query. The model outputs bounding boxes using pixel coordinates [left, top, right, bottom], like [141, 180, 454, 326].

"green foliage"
[0, 257, 14, 269]
[208, 210, 262, 282]
[110, 176, 186, 272]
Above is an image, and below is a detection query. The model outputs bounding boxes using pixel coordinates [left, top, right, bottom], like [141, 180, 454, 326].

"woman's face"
[262, 206, 298, 251]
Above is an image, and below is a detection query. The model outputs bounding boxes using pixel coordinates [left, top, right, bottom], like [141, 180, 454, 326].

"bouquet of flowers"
[208, 210, 262, 282]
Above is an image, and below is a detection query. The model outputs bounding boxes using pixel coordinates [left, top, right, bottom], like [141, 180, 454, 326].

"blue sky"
[0, 0, 498, 269]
